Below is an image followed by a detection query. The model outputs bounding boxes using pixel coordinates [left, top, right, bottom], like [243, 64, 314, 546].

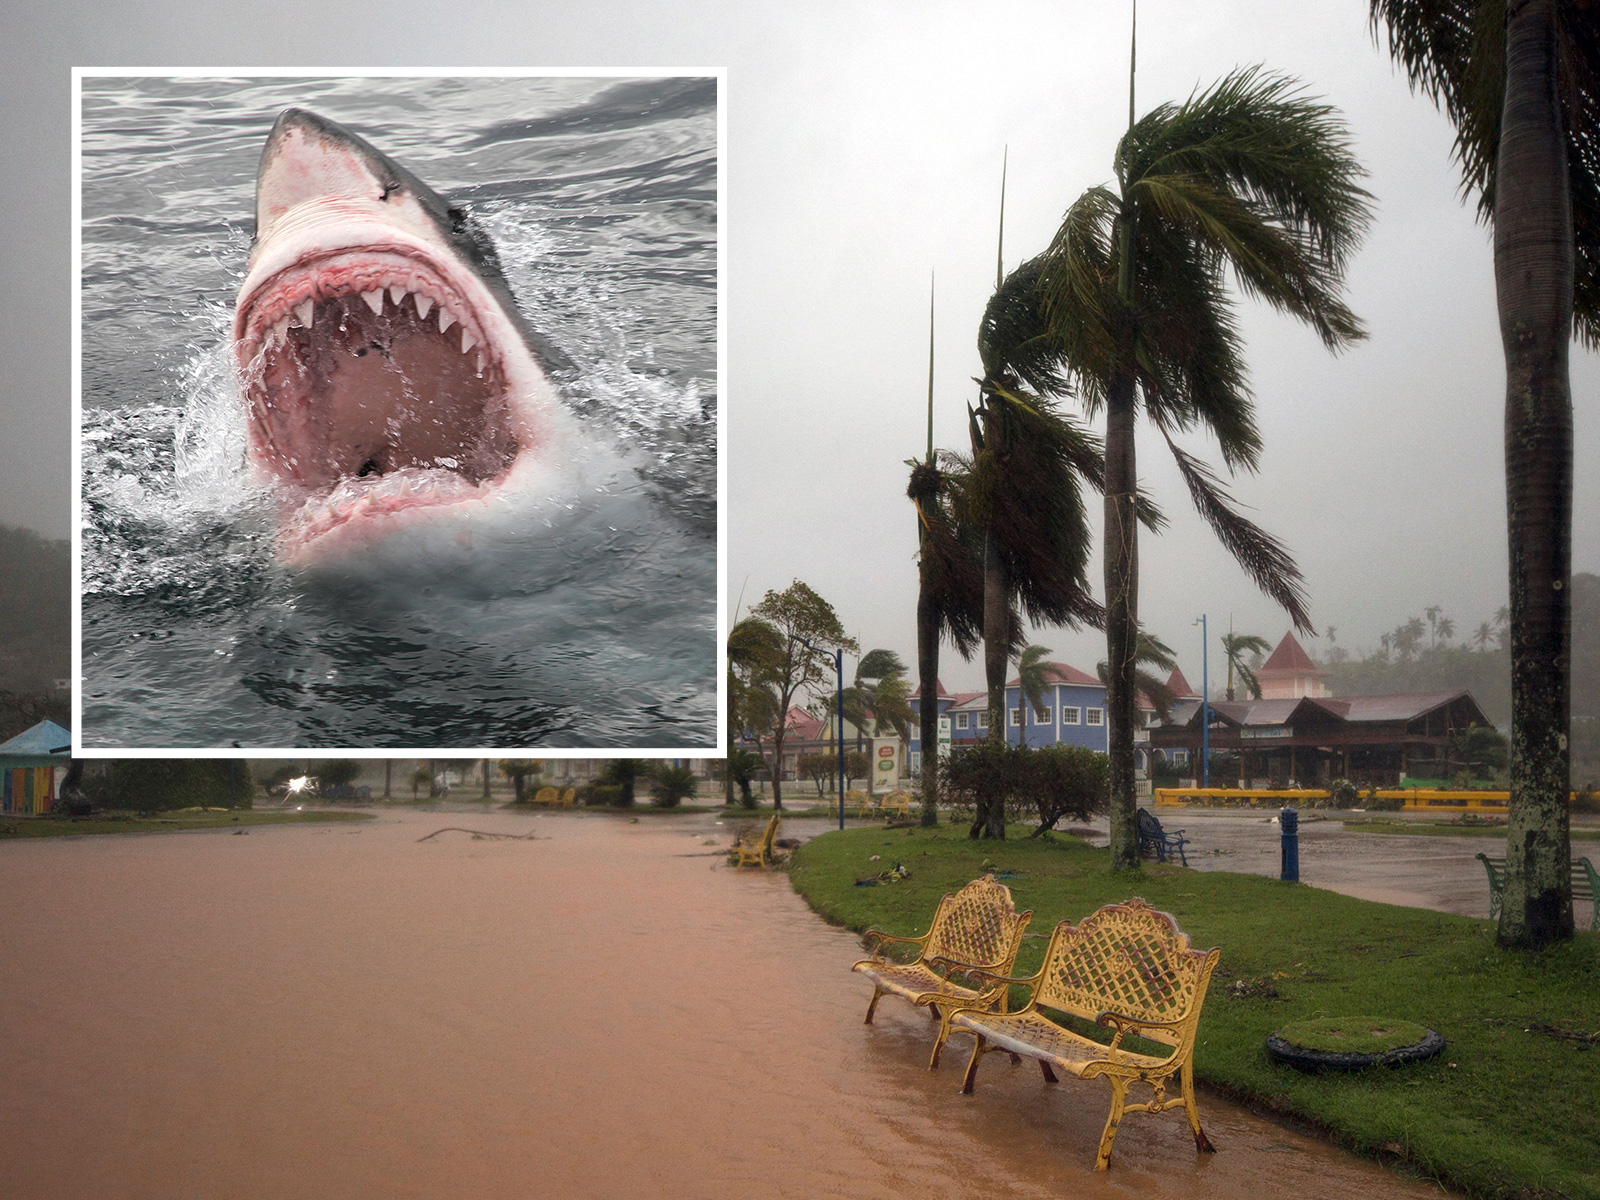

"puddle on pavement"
[0, 812, 1448, 1199]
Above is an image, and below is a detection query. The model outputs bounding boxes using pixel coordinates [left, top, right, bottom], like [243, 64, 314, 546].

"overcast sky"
[4, 0, 1595, 695]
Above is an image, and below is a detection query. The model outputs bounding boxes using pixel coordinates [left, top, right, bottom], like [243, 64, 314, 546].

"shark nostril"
[358, 459, 381, 477]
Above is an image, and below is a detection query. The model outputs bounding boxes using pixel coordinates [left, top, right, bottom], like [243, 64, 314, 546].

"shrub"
[315, 760, 362, 789]
[1364, 785, 1404, 812]
[649, 764, 698, 807]
[941, 742, 1107, 836]
[1327, 779, 1361, 809]
[588, 783, 624, 806]
[96, 760, 253, 812]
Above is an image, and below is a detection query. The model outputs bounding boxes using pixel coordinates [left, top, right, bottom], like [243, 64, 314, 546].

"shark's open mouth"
[237, 246, 521, 543]
[232, 108, 565, 562]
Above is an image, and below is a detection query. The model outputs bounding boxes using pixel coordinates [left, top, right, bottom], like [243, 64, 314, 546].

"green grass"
[789, 825, 1600, 1200]
[1343, 818, 1600, 841]
[0, 809, 376, 838]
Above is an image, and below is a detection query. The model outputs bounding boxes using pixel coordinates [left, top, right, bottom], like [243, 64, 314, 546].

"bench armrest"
[862, 929, 928, 957]
[1095, 1009, 1189, 1049]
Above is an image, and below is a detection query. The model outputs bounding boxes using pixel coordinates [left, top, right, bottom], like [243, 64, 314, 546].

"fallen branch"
[416, 827, 542, 842]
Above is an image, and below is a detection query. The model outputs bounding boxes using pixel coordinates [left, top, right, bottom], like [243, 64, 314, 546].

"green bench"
[1475, 853, 1597, 931]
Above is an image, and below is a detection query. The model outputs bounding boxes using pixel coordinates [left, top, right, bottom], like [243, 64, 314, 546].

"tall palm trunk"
[917, 567, 941, 827]
[971, 396, 1010, 841]
[1497, 0, 1574, 947]
[1103, 369, 1141, 871]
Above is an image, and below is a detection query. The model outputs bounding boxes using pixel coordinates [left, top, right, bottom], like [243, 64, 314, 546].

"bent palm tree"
[1014, 643, 1056, 730]
[1040, 67, 1372, 870]
[1221, 632, 1272, 701]
[1371, 0, 1600, 947]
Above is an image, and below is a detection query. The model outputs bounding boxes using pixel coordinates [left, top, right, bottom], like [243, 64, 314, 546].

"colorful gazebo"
[0, 719, 71, 815]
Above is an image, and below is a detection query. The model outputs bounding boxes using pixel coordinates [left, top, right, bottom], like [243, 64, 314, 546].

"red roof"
[1005, 661, 1099, 689]
[1258, 632, 1323, 676]
[1165, 667, 1198, 698]
[908, 679, 952, 700]
[784, 707, 824, 741]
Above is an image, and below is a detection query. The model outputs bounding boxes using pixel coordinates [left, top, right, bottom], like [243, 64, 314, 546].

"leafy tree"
[746, 582, 859, 809]
[1372, 0, 1600, 946]
[602, 759, 642, 806]
[723, 748, 765, 807]
[727, 616, 783, 805]
[1220, 632, 1272, 701]
[410, 766, 432, 801]
[1040, 64, 1371, 869]
[498, 760, 540, 802]
[93, 760, 254, 812]
[315, 760, 361, 791]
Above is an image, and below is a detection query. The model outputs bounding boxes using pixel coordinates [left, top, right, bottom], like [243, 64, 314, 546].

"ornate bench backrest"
[924, 875, 1031, 971]
[1033, 898, 1218, 1047]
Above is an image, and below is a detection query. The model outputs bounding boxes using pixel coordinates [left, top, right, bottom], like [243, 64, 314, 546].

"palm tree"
[845, 648, 909, 751]
[1039, 65, 1372, 870]
[1474, 621, 1494, 651]
[1370, 1, 1599, 947]
[955, 257, 1117, 838]
[1097, 630, 1180, 727]
[1013, 644, 1055, 730]
[1221, 632, 1272, 701]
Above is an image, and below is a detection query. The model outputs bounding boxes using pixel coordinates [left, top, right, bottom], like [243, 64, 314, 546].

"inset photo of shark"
[74, 72, 721, 752]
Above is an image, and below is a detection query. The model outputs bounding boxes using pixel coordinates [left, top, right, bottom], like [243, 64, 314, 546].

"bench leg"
[1182, 1061, 1215, 1153]
[929, 1014, 957, 1070]
[1039, 1059, 1058, 1084]
[1094, 1077, 1129, 1171]
[960, 1036, 988, 1094]
[864, 987, 883, 1024]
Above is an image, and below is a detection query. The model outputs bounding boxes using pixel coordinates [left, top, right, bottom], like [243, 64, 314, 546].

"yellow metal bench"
[852, 875, 1032, 1068]
[531, 785, 559, 806]
[939, 897, 1220, 1171]
[555, 787, 577, 809]
[879, 791, 913, 818]
[847, 789, 875, 817]
[733, 815, 781, 869]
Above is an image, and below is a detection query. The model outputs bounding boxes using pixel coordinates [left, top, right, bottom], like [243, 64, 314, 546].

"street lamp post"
[801, 637, 848, 831]
[1201, 617, 1210, 788]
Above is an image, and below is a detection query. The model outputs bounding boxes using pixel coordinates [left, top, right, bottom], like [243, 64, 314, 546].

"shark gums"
[232, 109, 566, 562]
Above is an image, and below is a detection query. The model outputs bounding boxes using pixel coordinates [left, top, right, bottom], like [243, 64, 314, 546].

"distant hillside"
[0, 523, 70, 696]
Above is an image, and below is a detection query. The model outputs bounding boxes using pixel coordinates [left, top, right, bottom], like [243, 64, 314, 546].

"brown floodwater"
[0, 810, 1450, 1199]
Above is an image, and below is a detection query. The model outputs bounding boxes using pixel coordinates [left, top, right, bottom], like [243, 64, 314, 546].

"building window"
[1009, 707, 1022, 727]
[1172, 749, 1189, 765]
[956, 713, 968, 729]
[1035, 706, 1052, 724]
[1086, 708, 1104, 726]
[1062, 706, 1081, 725]
[976, 712, 988, 729]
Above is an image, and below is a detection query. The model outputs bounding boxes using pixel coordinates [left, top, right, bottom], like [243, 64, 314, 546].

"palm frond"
[1157, 426, 1313, 632]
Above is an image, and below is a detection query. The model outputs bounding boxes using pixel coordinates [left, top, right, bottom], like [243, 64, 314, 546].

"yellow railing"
[1152, 787, 1542, 813]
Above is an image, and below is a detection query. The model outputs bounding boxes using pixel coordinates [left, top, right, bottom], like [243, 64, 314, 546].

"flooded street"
[1, 811, 1448, 1199]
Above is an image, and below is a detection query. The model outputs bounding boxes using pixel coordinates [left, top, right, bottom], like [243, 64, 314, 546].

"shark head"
[232, 108, 566, 562]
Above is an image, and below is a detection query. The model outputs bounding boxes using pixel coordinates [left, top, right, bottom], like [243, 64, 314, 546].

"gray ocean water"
[80, 76, 718, 749]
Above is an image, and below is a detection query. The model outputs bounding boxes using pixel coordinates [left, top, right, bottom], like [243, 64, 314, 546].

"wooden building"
[0, 719, 71, 815]
[1145, 691, 1492, 787]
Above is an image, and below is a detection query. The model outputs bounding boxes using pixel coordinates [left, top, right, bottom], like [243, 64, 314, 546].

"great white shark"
[232, 108, 567, 562]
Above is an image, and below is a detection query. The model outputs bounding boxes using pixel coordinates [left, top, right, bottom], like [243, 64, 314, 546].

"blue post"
[835, 648, 846, 831]
[1199, 614, 1209, 788]
[1280, 806, 1299, 882]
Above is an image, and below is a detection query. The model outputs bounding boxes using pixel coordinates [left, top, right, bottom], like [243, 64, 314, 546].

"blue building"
[909, 662, 1110, 773]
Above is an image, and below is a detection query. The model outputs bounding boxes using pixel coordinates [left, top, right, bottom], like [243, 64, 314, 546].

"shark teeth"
[415, 295, 433, 320]
[361, 289, 385, 315]
[294, 299, 315, 328]
[388, 284, 405, 306]
[439, 307, 456, 334]
[461, 328, 476, 353]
